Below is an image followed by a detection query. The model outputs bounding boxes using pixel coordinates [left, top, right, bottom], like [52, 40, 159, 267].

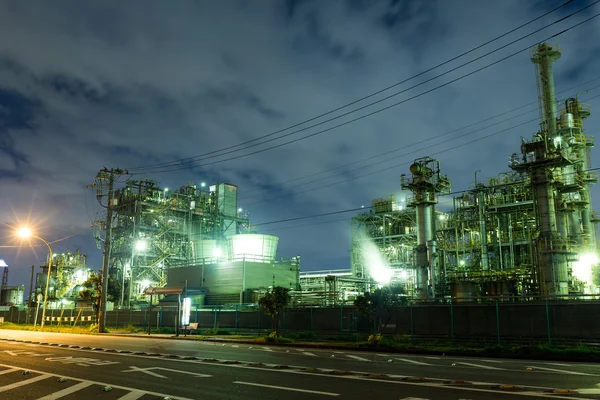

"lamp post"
[17, 227, 53, 329]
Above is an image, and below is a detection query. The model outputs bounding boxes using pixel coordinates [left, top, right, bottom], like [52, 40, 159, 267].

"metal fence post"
[450, 301, 455, 344]
[495, 301, 500, 345]
[410, 303, 414, 342]
[257, 308, 261, 334]
[235, 304, 239, 333]
[213, 307, 218, 333]
[545, 299, 552, 345]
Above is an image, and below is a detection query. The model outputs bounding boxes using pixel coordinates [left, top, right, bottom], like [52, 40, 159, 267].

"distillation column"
[401, 157, 451, 299]
[528, 44, 568, 295]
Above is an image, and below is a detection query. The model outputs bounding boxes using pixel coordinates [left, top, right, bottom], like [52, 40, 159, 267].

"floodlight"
[135, 240, 148, 251]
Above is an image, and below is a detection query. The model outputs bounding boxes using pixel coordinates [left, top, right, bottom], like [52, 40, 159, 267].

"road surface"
[0, 329, 598, 399]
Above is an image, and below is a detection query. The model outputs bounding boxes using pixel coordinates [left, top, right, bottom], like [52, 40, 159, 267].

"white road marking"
[424, 356, 440, 360]
[37, 381, 94, 399]
[302, 352, 316, 356]
[261, 347, 273, 352]
[479, 359, 504, 364]
[399, 397, 430, 400]
[122, 366, 211, 378]
[392, 358, 432, 366]
[456, 362, 504, 370]
[527, 366, 592, 375]
[0, 362, 194, 400]
[233, 381, 340, 396]
[231, 345, 239, 348]
[0, 374, 51, 392]
[547, 363, 571, 367]
[347, 355, 371, 362]
[123, 366, 167, 379]
[117, 391, 147, 400]
[0, 368, 18, 375]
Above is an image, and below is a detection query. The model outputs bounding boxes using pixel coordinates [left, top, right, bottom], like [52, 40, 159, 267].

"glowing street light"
[17, 227, 52, 330]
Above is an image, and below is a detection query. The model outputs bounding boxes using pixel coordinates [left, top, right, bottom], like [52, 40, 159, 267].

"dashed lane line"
[479, 360, 504, 364]
[233, 381, 340, 396]
[0, 373, 51, 393]
[391, 358, 432, 366]
[346, 355, 371, 362]
[36, 381, 94, 400]
[455, 362, 504, 370]
[527, 366, 592, 376]
[302, 352, 317, 356]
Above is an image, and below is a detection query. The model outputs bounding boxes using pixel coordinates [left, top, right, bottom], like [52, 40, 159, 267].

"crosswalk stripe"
[347, 355, 371, 362]
[117, 391, 146, 400]
[527, 366, 591, 375]
[456, 362, 504, 370]
[37, 381, 94, 399]
[0, 374, 51, 392]
[393, 358, 432, 366]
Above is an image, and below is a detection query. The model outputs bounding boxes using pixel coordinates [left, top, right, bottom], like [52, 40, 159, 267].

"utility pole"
[28, 265, 34, 306]
[90, 168, 124, 334]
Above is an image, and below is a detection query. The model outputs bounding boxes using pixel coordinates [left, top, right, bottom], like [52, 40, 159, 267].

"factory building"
[302, 43, 599, 303]
[105, 179, 300, 307]
[32, 250, 92, 309]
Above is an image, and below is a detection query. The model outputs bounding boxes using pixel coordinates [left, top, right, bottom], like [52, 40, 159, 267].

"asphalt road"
[0, 330, 598, 399]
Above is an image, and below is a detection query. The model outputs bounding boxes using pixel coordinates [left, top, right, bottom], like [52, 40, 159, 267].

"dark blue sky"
[1, 0, 599, 290]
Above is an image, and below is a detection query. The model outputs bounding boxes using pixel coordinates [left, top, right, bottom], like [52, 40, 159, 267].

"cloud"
[0, 0, 599, 292]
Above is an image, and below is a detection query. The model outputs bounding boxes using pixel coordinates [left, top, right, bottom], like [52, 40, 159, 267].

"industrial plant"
[17, 42, 598, 310]
[88, 178, 300, 308]
[301, 43, 599, 303]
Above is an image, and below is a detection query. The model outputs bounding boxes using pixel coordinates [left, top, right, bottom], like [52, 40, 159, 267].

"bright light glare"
[140, 280, 151, 289]
[213, 248, 222, 258]
[135, 240, 148, 251]
[397, 270, 409, 280]
[572, 252, 598, 286]
[17, 227, 32, 238]
[359, 232, 393, 285]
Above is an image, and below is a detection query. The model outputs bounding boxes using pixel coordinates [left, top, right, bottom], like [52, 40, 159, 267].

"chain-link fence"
[1, 297, 599, 345]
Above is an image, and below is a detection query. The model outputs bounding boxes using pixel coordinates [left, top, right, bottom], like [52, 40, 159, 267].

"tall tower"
[511, 43, 571, 295]
[401, 157, 451, 299]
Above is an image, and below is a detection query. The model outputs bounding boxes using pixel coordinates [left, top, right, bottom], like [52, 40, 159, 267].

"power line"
[252, 167, 600, 228]
[242, 91, 600, 206]
[133, 9, 600, 175]
[126, 1, 583, 173]
[241, 76, 600, 197]
[241, 88, 600, 206]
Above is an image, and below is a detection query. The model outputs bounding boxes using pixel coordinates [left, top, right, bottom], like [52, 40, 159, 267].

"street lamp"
[17, 227, 53, 330]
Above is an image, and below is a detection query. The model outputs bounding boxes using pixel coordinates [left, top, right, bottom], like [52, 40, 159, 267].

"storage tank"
[193, 240, 219, 261]
[229, 234, 278, 262]
[0, 285, 25, 306]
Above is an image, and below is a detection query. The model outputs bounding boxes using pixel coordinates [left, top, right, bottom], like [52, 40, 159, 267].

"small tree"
[78, 273, 120, 324]
[354, 285, 406, 337]
[258, 286, 291, 338]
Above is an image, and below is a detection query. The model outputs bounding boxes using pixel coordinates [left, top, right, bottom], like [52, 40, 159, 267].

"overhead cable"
[126, 1, 583, 173]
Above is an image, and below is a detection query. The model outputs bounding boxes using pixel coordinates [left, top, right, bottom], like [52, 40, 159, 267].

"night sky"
[1, 0, 599, 291]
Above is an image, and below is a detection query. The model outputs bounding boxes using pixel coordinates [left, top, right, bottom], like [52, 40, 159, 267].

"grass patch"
[0, 322, 99, 335]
